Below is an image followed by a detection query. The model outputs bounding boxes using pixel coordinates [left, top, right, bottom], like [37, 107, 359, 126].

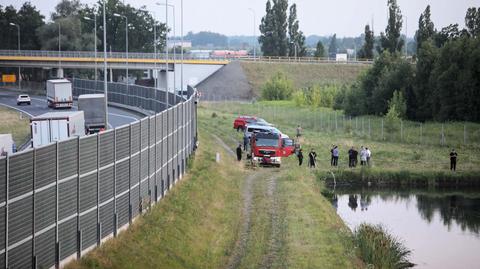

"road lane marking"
[108, 112, 138, 121]
[0, 103, 34, 117]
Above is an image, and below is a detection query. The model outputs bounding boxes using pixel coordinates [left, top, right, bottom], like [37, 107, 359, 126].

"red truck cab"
[250, 132, 283, 167]
[234, 116, 256, 131]
[280, 137, 295, 157]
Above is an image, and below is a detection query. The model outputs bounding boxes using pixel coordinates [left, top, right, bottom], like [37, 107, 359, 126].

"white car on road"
[17, 94, 31, 105]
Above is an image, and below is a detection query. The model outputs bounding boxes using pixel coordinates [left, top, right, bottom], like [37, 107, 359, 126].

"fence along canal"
[0, 78, 198, 268]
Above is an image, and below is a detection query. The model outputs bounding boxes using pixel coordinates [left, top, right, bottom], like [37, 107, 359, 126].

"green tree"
[273, 0, 289, 56]
[465, 7, 480, 37]
[287, 3, 306, 57]
[433, 23, 460, 47]
[261, 72, 293, 100]
[358, 24, 374, 59]
[414, 40, 438, 120]
[259, 0, 276, 56]
[328, 34, 337, 57]
[51, 0, 83, 20]
[388, 90, 407, 119]
[415, 5, 435, 52]
[378, 0, 404, 54]
[314, 41, 325, 57]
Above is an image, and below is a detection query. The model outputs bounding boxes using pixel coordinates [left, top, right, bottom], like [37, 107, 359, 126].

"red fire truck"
[249, 132, 283, 167]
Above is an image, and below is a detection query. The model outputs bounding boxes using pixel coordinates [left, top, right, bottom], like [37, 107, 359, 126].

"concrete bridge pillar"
[156, 70, 168, 90]
[56, 68, 64, 78]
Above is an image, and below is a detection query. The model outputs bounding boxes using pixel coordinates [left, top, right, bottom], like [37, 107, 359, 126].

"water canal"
[331, 187, 480, 269]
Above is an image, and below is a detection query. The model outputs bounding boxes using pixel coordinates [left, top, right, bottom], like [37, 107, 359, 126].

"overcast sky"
[1, 0, 478, 37]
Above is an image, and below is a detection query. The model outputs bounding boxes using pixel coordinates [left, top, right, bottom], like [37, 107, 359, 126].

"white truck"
[31, 111, 85, 147]
[47, 79, 73, 109]
[0, 134, 14, 156]
[78, 94, 106, 134]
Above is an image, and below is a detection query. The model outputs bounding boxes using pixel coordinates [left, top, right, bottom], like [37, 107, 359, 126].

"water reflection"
[333, 188, 480, 235]
[331, 187, 480, 269]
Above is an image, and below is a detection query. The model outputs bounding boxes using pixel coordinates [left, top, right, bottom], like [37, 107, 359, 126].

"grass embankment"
[204, 101, 480, 186]
[240, 61, 368, 96]
[67, 125, 245, 269]
[67, 107, 360, 269]
[203, 107, 361, 268]
[0, 106, 30, 145]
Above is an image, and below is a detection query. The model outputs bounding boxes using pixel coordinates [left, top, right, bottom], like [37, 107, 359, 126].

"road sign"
[1, 74, 16, 83]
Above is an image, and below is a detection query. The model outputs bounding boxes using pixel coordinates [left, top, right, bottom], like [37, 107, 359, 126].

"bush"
[261, 72, 294, 100]
[292, 90, 306, 107]
[384, 103, 401, 133]
[354, 224, 414, 269]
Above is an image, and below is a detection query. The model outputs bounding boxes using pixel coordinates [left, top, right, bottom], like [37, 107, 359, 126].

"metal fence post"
[5, 155, 9, 269]
[96, 135, 100, 246]
[32, 147, 36, 267]
[113, 129, 118, 237]
[400, 121, 403, 141]
[55, 141, 60, 268]
[76, 136, 81, 257]
[381, 119, 384, 141]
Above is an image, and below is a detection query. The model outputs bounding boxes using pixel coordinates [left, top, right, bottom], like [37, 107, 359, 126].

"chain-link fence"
[204, 99, 480, 147]
[0, 79, 197, 269]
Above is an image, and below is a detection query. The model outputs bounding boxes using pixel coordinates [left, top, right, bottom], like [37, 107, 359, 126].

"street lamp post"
[9, 22, 21, 89]
[58, 22, 62, 77]
[290, 41, 298, 61]
[156, 1, 169, 109]
[83, 14, 98, 81]
[180, 0, 184, 99]
[248, 8, 256, 61]
[157, 2, 176, 104]
[102, 0, 108, 129]
[113, 13, 129, 89]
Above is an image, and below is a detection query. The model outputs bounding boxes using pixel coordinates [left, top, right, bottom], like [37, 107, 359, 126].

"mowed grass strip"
[0, 106, 30, 144]
[279, 160, 362, 269]
[200, 105, 362, 268]
[240, 61, 369, 96]
[66, 128, 245, 269]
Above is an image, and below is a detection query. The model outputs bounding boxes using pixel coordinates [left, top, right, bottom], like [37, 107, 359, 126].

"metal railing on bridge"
[0, 78, 198, 269]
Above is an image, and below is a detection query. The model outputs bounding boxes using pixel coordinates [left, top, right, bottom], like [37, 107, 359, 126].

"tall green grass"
[354, 224, 414, 269]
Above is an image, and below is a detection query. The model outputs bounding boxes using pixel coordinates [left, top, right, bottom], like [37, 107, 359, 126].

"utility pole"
[103, 0, 108, 129]
[248, 8, 256, 60]
[9, 22, 21, 89]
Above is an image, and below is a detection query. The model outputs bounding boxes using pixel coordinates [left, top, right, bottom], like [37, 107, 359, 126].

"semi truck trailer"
[47, 79, 73, 108]
[78, 94, 106, 134]
[31, 111, 85, 147]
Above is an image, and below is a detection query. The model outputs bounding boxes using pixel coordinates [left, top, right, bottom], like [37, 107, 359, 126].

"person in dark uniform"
[450, 149, 458, 171]
[236, 143, 243, 161]
[243, 133, 249, 151]
[308, 149, 317, 168]
[297, 149, 304, 166]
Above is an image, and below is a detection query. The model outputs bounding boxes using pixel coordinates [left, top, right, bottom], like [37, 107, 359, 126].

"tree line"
[259, 0, 306, 57]
[0, 0, 167, 53]
[341, 1, 480, 122]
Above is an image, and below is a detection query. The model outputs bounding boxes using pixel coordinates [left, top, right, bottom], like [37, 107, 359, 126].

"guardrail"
[0, 50, 376, 65]
[0, 78, 198, 268]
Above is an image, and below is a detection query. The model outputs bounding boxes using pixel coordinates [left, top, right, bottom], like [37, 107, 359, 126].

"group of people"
[346, 146, 372, 167]
[296, 145, 372, 168]
[296, 148, 317, 168]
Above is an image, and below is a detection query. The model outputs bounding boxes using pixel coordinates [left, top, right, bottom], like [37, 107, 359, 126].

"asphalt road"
[0, 88, 143, 128]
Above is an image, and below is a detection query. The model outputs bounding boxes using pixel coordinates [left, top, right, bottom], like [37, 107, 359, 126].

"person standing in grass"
[353, 147, 359, 167]
[332, 146, 339, 166]
[360, 146, 367, 166]
[450, 149, 458, 171]
[348, 147, 354, 168]
[236, 143, 243, 161]
[308, 149, 317, 168]
[366, 147, 372, 166]
[330, 145, 335, 166]
[243, 133, 249, 151]
[297, 149, 304, 166]
[296, 125, 302, 139]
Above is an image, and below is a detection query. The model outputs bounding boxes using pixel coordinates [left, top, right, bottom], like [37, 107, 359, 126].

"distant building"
[211, 50, 248, 58]
[168, 40, 192, 49]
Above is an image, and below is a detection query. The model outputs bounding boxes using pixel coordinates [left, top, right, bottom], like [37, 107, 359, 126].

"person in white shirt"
[366, 147, 372, 166]
[360, 146, 367, 166]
